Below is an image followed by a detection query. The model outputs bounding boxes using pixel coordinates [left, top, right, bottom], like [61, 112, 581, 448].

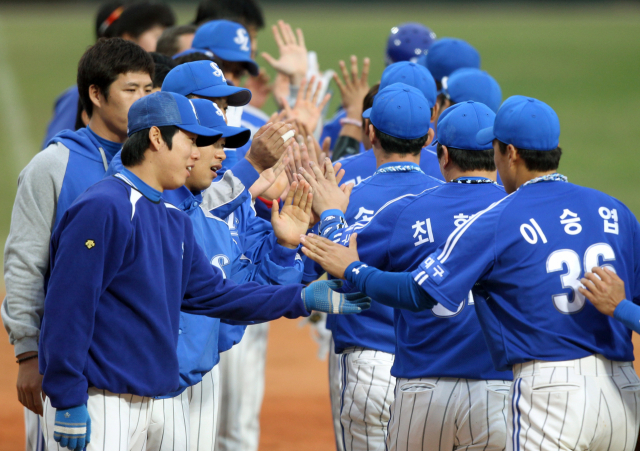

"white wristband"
[281, 130, 295, 143]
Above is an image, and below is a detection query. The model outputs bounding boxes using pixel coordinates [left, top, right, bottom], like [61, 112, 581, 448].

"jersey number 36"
[546, 243, 616, 314]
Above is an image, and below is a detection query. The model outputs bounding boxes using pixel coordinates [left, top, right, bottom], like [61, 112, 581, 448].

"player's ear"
[88, 85, 103, 110]
[425, 128, 435, 147]
[440, 145, 450, 167]
[148, 126, 164, 152]
[368, 124, 376, 144]
[430, 104, 439, 123]
[507, 144, 519, 166]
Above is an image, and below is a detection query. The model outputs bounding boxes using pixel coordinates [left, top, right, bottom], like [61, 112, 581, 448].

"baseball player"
[422, 38, 481, 90]
[2, 38, 154, 451]
[39, 91, 370, 451]
[300, 82, 442, 451]
[302, 95, 640, 451]
[311, 101, 513, 451]
[42, 1, 176, 146]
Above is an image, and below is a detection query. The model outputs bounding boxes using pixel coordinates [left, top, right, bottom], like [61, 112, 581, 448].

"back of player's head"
[194, 0, 265, 30]
[150, 52, 176, 90]
[385, 23, 436, 66]
[425, 38, 481, 88]
[191, 20, 259, 76]
[191, 99, 250, 148]
[380, 62, 436, 110]
[477, 96, 562, 171]
[97, 1, 176, 41]
[77, 38, 154, 118]
[156, 25, 198, 57]
[364, 83, 432, 156]
[436, 101, 496, 171]
[123, 92, 218, 166]
[440, 68, 501, 113]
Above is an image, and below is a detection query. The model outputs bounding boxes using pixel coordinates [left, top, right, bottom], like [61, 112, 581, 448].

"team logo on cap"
[210, 62, 226, 82]
[189, 100, 200, 121]
[233, 28, 249, 52]
[212, 102, 224, 117]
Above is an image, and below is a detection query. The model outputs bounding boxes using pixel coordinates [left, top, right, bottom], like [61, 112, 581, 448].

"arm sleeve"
[41, 196, 130, 409]
[2, 146, 67, 356]
[201, 170, 252, 220]
[181, 239, 309, 321]
[632, 213, 640, 305]
[234, 234, 304, 287]
[613, 300, 640, 334]
[331, 136, 361, 162]
[318, 210, 348, 241]
[228, 158, 260, 189]
[344, 262, 437, 311]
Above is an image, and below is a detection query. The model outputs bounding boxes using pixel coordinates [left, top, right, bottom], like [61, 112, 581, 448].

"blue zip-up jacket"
[42, 85, 79, 148]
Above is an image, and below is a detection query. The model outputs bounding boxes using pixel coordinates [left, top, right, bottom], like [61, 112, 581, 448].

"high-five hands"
[301, 279, 370, 314]
[271, 180, 313, 248]
[281, 76, 331, 134]
[261, 20, 308, 86]
[300, 233, 361, 279]
[245, 122, 296, 173]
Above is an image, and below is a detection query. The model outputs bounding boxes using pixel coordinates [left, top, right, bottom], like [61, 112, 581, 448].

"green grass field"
[0, 2, 639, 291]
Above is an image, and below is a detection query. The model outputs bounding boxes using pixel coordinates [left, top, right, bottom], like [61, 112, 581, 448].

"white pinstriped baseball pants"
[508, 354, 640, 451]
[338, 347, 396, 451]
[42, 388, 154, 451]
[329, 342, 346, 451]
[25, 408, 45, 451]
[386, 377, 511, 451]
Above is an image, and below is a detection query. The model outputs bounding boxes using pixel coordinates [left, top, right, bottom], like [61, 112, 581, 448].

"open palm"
[272, 181, 313, 248]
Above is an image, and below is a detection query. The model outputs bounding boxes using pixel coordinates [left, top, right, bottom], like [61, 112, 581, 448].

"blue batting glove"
[302, 280, 371, 314]
[54, 404, 91, 451]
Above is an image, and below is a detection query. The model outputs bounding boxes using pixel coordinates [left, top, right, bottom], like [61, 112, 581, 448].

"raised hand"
[281, 76, 331, 134]
[299, 158, 352, 215]
[272, 180, 313, 248]
[301, 233, 360, 279]
[245, 122, 295, 173]
[301, 279, 370, 314]
[579, 266, 626, 317]
[261, 20, 308, 86]
[249, 147, 291, 199]
[333, 55, 370, 120]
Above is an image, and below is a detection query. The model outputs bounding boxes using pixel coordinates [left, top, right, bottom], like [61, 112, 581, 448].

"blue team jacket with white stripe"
[40, 171, 308, 409]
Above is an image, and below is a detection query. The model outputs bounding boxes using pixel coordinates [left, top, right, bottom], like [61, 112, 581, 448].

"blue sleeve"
[181, 231, 309, 321]
[235, 200, 274, 260]
[217, 322, 246, 353]
[229, 158, 259, 189]
[42, 86, 79, 148]
[613, 300, 640, 333]
[233, 235, 304, 287]
[41, 194, 130, 409]
[318, 209, 348, 241]
[632, 215, 640, 304]
[410, 207, 499, 311]
[344, 262, 437, 312]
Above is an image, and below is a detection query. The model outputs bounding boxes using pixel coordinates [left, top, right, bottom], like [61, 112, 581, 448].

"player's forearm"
[344, 262, 437, 312]
[229, 158, 260, 187]
[318, 209, 349, 242]
[613, 300, 640, 334]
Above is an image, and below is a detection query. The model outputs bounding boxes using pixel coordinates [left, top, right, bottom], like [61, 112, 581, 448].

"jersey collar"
[450, 176, 497, 185]
[373, 161, 424, 175]
[520, 173, 568, 189]
[118, 168, 162, 203]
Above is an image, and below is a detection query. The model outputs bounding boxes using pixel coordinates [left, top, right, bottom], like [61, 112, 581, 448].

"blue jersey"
[325, 162, 443, 354]
[321, 108, 347, 151]
[412, 178, 640, 371]
[339, 179, 511, 380]
[40, 170, 307, 409]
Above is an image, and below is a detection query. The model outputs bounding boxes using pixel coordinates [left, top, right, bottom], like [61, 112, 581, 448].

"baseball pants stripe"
[508, 354, 640, 451]
[215, 322, 269, 451]
[147, 388, 190, 451]
[42, 388, 153, 451]
[338, 347, 396, 451]
[329, 341, 346, 451]
[386, 377, 511, 451]
[25, 407, 45, 451]
[187, 366, 220, 451]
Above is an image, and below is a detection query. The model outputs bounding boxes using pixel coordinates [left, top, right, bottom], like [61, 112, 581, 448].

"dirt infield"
[2, 314, 640, 450]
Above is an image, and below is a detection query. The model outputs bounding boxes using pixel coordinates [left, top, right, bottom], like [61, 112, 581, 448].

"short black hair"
[77, 38, 154, 117]
[194, 0, 265, 29]
[497, 141, 562, 172]
[149, 52, 176, 88]
[156, 25, 198, 57]
[173, 51, 221, 66]
[100, 1, 175, 40]
[122, 125, 178, 166]
[436, 143, 495, 172]
[373, 125, 429, 157]
[363, 83, 379, 112]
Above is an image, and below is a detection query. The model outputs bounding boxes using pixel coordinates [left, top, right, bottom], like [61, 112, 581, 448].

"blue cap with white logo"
[363, 83, 431, 140]
[171, 48, 215, 60]
[127, 92, 218, 141]
[192, 20, 259, 76]
[162, 61, 251, 107]
[437, 101, 496, 151]
[385, 23, 437, 66]
[380, 62, 437, 108]
[191, 99, 251, 148]
[425, 38, 481, 83]
[442, 68, 502, 113]
[476, 96, 560, 151]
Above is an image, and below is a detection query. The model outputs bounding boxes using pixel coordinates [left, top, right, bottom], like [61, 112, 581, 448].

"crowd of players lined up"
[3, 1, 640, 451]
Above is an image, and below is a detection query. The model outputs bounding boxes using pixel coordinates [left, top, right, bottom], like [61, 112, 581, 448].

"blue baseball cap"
[192, 20, 259, 76]
[127, 92, 218, 141]
[191, 99, 251, 149]
[425, 38, 481, 83]
[380, 62, 437, 108]
[171, 48, 215, 60]
[437, 101, 496, 151]
[385, 23, 437, 66]
[476, 96, 560, 151]
[363, 83, 431, 140]
[162, 61, 251, 107]
[442, 68, 502, 113]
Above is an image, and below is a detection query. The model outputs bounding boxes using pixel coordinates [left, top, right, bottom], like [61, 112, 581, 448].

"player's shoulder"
[336, 151, 368, 167]
[22, 142, 70, 177]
